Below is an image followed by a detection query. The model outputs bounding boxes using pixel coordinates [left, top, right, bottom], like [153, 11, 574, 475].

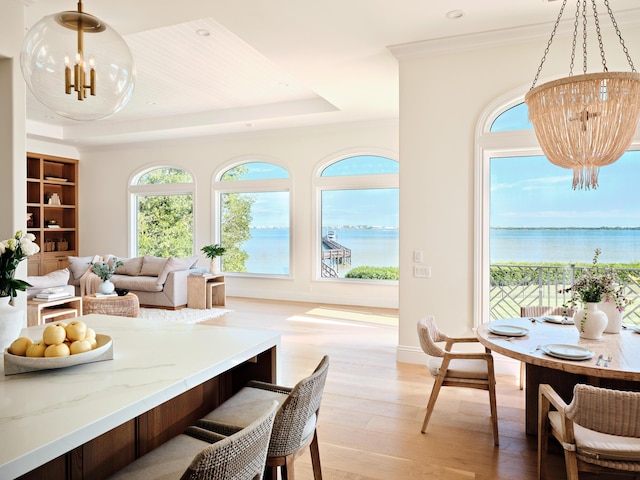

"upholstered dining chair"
[108, 400, 278, 480]
[197, 355, 330, 480]
[417, 316, 499, 446]
[519, 306, 574, 390]
[538, 383, 640, 480]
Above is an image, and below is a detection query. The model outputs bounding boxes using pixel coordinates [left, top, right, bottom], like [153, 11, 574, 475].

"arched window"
[214, 161, 290, 275]
[129, 167, 194, 257]
[476, 99, 640, 324]
[315, 154, 399, 281]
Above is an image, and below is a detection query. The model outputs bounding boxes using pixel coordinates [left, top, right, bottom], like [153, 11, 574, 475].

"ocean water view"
[242, 227, 399, 275]
[491, 228, 640, 264]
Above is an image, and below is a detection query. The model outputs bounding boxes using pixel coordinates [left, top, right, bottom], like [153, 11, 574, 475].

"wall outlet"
[414, 250, 423, 263]
[414, 265, 431, 278]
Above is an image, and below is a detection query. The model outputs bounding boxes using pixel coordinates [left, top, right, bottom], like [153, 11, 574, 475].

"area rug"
[138, 307, 231, 324]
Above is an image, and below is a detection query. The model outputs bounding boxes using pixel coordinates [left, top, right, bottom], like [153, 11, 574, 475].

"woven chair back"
[520, 306, 574, 317]
[566, 384, 640, 438]
[417, 316, 448, 358]
[269, 355, 330, 457]
[184, 400, 278, 480]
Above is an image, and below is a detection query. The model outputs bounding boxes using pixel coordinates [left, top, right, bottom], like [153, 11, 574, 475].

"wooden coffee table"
[27, 296, 83, 327]
[82, 293, 140, 317]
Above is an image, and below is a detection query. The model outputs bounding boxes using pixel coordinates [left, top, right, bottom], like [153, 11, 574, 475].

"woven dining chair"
[518, 306, 574, 390]
[539, 383, 640, 480]
[197, 355, 330, 480]
[417, 316, 499, 446]
[107, 400, 278, 480]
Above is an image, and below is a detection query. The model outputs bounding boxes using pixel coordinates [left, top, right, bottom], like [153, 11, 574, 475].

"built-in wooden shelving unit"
[26, 153, 79, 276]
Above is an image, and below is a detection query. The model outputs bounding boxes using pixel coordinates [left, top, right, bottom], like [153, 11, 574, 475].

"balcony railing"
[490, 264, 640, 324]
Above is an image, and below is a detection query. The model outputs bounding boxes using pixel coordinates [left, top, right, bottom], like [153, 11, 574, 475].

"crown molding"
[389, 9, 640, 59]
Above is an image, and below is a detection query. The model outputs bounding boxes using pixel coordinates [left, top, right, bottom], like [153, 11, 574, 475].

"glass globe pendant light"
[20, 0, 135, 121]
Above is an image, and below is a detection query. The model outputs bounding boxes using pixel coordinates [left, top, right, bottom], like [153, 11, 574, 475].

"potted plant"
[0, 231, 40, 350]
[91, 258, 124, 295]
[201, 244, 225, 274]
[560, 248, 630, 338]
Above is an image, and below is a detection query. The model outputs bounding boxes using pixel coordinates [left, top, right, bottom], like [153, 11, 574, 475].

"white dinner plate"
[543, 315, 574, 325]
[541, 344, 594, 360]
[488, 325, 529, 337]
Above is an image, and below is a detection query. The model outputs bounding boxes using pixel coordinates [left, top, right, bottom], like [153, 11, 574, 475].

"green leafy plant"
[91, 259, 124, 281]
[0, 231, 40, 299]
[345, 266, 399, 280]
[201, 244, 226, 259]
[560, 248, 631, 331]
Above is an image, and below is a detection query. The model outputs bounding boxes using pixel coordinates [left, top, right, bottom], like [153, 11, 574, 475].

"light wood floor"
[202, 297, 575, 480]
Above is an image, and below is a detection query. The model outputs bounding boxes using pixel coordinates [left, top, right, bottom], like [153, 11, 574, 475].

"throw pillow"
[139, 255, 168, 277]
[67, 256, 94, 279]
[114, 257, 143, 276]
[156, 256, 198, 285]
[27, 268, 70, 289]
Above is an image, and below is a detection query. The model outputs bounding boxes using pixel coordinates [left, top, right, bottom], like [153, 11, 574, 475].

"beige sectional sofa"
[67, 255, 205, 309]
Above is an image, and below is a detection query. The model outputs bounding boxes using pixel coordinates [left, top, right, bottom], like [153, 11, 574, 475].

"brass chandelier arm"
[62, 0, 97, 101]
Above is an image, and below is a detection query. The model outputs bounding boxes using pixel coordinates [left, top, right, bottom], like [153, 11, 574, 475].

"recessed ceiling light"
[44, 114, 55, 119]
[196, 29, 210, 37]
[146, 101, 158, 105]
[445, 10, 465, 20]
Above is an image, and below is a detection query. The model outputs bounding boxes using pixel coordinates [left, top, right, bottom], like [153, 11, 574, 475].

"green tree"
[137, 168, 193, 257]
[220, 166, 255, 272]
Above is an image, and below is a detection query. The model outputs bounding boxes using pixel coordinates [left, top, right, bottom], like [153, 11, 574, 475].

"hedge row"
[490, 262, 640, 286]
[345, 266, 399, 280]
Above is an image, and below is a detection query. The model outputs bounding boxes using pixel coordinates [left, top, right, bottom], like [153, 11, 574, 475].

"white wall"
[394, 22, 640, 364]
[0, 4, 28, 310]
[75, 120, 399, 308]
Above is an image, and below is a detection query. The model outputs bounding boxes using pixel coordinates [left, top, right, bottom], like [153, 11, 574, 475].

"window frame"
[313, 150, 399, 282]
[128, 165, 196, 257]
[474, 86, 640, 327]
[213, 157, 293, 278]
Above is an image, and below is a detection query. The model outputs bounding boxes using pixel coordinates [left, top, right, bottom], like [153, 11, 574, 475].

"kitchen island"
[0, 314, 279, 480]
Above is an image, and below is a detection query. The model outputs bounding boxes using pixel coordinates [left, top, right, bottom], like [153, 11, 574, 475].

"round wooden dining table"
[476, 316, 640, 435]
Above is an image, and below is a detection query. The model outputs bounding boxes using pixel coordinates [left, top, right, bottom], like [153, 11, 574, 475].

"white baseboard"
[228, 287, 399, 309]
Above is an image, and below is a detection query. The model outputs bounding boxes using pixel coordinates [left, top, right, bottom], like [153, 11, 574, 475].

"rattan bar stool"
[197, 356, 330, 480]
[108, 401, 278, 480]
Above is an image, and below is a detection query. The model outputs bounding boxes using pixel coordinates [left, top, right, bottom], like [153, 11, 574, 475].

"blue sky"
[246, 189, 400, 228]
[227, 158, 399, 228]
[491, 152, 640, 228]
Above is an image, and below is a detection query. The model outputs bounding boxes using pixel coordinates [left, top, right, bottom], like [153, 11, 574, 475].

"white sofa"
[67, 255, 205, 309]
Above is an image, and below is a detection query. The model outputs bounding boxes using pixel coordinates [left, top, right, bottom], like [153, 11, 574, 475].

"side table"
[187, 274, 226, 309]
[27, 296, 83, 327]
[83, 293, 140, 318]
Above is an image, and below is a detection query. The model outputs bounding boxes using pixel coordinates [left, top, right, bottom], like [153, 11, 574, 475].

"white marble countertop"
[0, 314, 281, 479]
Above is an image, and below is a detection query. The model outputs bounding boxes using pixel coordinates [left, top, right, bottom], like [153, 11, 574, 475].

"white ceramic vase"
[99, 280, 115, 295]
[573, 302, 608, 340]
[599, 298, 623, 334]
[210, 257, 220, 274]
[0, 296, 25, 351]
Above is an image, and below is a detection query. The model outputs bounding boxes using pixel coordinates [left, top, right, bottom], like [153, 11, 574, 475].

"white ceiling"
[20, 0, 640, 147]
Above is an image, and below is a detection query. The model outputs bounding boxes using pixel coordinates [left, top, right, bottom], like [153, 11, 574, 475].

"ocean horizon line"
[491, 226, 640, 230]
[251, 225, 399, 230]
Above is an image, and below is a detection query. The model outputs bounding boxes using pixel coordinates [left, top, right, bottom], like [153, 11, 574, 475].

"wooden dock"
[321, 235, 351, 277]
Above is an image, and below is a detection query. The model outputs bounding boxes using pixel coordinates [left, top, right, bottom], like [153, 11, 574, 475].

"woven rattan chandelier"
[525, 0, 640, 190]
